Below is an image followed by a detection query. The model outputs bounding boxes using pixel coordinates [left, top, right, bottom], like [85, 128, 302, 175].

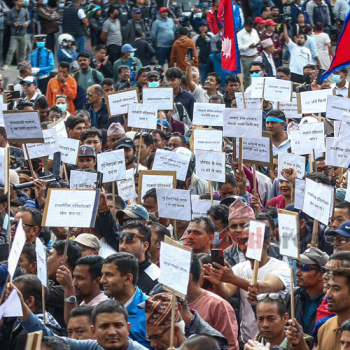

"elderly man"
[257, 38, 277, 77]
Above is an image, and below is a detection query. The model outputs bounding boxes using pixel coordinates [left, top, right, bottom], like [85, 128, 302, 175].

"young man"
[67, 306, 95, 340]
[66, 115, 86, 140]
[11, 207, 41, 243]
[77, 145, 96, 171]
[147, 221, 171, 266]
[328, 222, 350, 253]
[331, 68, 349, 97]
[133, 132, 153, 168]
[113, 44, 142, 81]
[224, 75, 240, 108]
[91, 44, 114, 79]
[81, 128, 102, 154]
[115, 137, 137, 171]
[150, 129, 166, 154]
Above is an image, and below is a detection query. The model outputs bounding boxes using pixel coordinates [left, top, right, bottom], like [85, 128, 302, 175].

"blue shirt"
[301, 288, 324, 329]
[88, 103, 103, 128]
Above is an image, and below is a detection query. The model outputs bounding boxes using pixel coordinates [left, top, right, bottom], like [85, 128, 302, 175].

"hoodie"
[150, 14, 175, 47]
[170, 36, 198, 71]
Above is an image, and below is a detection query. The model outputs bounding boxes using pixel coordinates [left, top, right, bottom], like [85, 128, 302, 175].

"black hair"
[190, 255, 202, 283]
[52, 240, 82, 269]
[277, 66, 290, 75]
[118, 65, 130, 74]
[17, 101, 34, 110]
[264, 206, 278, 220]
[199, 194, 222, 201]
[70, 305, 94, 322]
[209, 94, 224, 103]
[76, 255, 104, 280]
[165, 67, 183, 80]
[121, 221, 151, 246]
[207, 205, 229, 226]
[81, 127, 102, 142]
[134, 132, 154, 146]
[315, 22, 324, 31]
[137, 68, 148, 78]
[216, 40, 222, 51]
[95, 44, 106, 52]
[105, 194, 125, 209]
[49, 106, 63, 116]
[169, 132, 186, 146]
[143, 188, 157, 202]
[245, 17, 254, 26]
[17, 206, 43, 230]
[58, 61, 70, 70]
[179, 27, 188, 36]
[218, 173, 237, 189]
[251, 61, 266, 70]
[135, 28, 143, 37]
[146, 154, 155, 170]
[66, 115, 85, 130]
[101, 78, 114, 87]
[305, 172, 331, 185]
[21, 242, 37, 264]
[207, 72, 221, 86]
[262, 5, 269, 12]
[334, 202, 350, 216]
[303, 64, 317, 71]
[108, 5, 118, 15]
[147, 221, 171, 242]
[266, 109, 286, 121]
[225, 74, 240, 84]
[41, 337, 70, 350]
[150, 129, 166, 140]
[256, 212, 275, 231]
[34, 96, 49, 109]
[257, 295, 287, 318]
[182, 335, 220, 350]
[189, 216, 215, 234]
[77, 52, 91, 60]
[341, 319, 350, 333]
[315, 156, 325, 162]
[92, 299, 128, 324]
[298, 33, 307, 40]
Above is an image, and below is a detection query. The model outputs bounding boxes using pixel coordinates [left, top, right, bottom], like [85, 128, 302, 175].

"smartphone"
[187, 47, 194, 60]
[7, 84, 14, 92]
[52, 152, 61, 176]
[4, 90, 20, 99]
[96, 172, 103, 189]
[225, 153, 233, 164]
[316, 69, 326, 85]
[211, 249, 224, 266]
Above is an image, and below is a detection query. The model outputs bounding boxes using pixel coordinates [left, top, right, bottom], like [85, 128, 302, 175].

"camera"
[278, 13, 292, 25]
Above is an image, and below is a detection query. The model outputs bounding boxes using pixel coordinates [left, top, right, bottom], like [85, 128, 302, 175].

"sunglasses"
[117, 232, 147, 244]
[250, 70, 261, 74]
[296, 263, 321, 272]
[327, 236, 350, 245]
[12, 220, 36, 228]
[257, 293, 281, 301]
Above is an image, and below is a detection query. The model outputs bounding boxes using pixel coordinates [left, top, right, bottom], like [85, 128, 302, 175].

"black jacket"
[94, 209, 120, 252]
[83, 98, 109, 130]
[131, 38, 155, 67]
[138, 259, 159, 295]
[259, 51, 275, 77]
[123, 18, 147, 44]
[91, 57, 114, 79]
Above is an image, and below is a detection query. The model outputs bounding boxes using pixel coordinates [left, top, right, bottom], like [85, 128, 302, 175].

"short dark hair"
[209, 94, 224, 103]
[59, 61, 70, 70]
[190, 255, 202, 283]
[207, 205, 229, 226]
[277, 66, 290, 76]
[298, 33, 307, 40]
[52, 240, 82, 269]
[34, 96, 49, 109]
[77, 52, 91, 60]
[108, 4, 118, 15]
[76, 255, 104, 280]
[218, 173, 237, 189]
[334, 202, 350, 216]
[330, 268, 350, 290]
[225, 74, 240, 84]
[147, 221, 171, 242]
[17, 101, 34, 110]
[143, 188, 157, 202]
[101, 78, 114, 87]
[137, 68, 148, 78]
[266, 109, 286, 122]
[189, 216, 215, 234]
[256, 212, 275, 231]
[17, 207, 42, 230]
[21, 242, 37, 264]
[257, 295, 287, 318]
[305, 172, 331, 185]
[135, 28, 143, 37]
[70, 305, 94, 323]
[150, 129, 166, 140]
[121, 221, 151, 246]
[341, 319, 350, 333]
[41, 337, 70, 350]
[251, 61, 266, 70]
[118, 65, 130, 74]
[303, 64, 317, 71]
[165, 67, 183, 80]
[134, 132, 154, 147]
[169, 132, 186, 146]
[66, 115, 85, 130]
[95, 44, 106, 52]
[245, 17, 254, 26]
[182, 335, 220, 350]
[179, 27, 188, 36]
[207, 72, 221, 85]
[49, 106, 63, 117]
[105, 194, 125, 209]
[92, 299, 128, 324]
[81, 127, 102, 142]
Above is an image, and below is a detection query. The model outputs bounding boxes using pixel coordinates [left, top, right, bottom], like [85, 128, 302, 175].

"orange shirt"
[46, 75, 78, 115]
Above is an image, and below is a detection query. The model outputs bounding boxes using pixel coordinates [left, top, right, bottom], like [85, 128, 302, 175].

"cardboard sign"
[158, 236, 192, 299]
[339, 112, 350, 139]
[326, 95, 350, 121]
[117, 168, 137, 201]
[246, 220, 266, 262]
[25, 129, 60, 159]
[35, 237, 47, 287]
[326, 138, 350, 168]
[70, 170, 98, 190]
[192, 103, 225, 127]
[42, 189, 100, 228]
[223, 108, 262, 139]
[299, 122, 325, 151]
[48, 117, 67, 138]
[278, 152, 306, 180]
[235, 92, 262, 110]
[156, 188, 191, 221]
[250, 77, 265, 98]
[25, 331, 43, 350]
[8, 218, 26, 277]
[106, 88, 139, 117]
[194, 129, 223, 153]
[127, 103, 158, 130]
[192, 199, 221, 219]
[142, 87, 174, 110]
[139, 170, 176, 203]
[298, 89, 334, 114]
[195, 150, 225, 182]
[264, 79, 292, 102]
[3, 111, 44, 143]
[97, 149, 126, 183]
[0, 147, 5, 185]
[153, 149, 190, 181]
[278, 209, 299, 259]
[279, 98, 302, 119]
[294, 178, 305, 210]
[56, 137, 79, 164]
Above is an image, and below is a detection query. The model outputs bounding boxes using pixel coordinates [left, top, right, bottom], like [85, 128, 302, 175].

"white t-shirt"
[287, 40, 312, 75]
[232, 257, 290, 344]
[77, 8, 86, 19]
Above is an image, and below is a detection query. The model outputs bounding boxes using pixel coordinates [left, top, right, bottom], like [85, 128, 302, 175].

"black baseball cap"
[79, 145, 96, 158]
[154, 65, 164, 72]
[115, 137, 136, 150]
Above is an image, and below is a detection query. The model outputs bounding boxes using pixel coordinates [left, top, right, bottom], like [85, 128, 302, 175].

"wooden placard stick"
[253, 260, 259, 287]
[290, 264, 295, 321]
[169, 293, 176, 348]
[24, 144, 37, 179]
[136, 129, 143, 172]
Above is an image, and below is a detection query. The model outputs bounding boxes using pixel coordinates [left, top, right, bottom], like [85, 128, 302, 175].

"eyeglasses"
[86, 93, 95, 97]
[328, 236, 350, 245]
[120, 70, 130, 74]
[146, 327, 171, 342]
[117, 232, 147, 244]
[56, 94, 67, 99]
[316, 166, 331, 174]
[250, 70, 261, 74]
[296, 263, 321, 272]
[12, 220, 36, 228]
[257, 293, 281, 301]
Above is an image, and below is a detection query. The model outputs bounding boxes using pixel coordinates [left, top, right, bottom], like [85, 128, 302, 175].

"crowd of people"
[0, 0, 350, 350]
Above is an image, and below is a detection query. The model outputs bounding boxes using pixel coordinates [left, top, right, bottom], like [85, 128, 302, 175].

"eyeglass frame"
[12, 220, 37, 229]
[146, 326, 171, 342]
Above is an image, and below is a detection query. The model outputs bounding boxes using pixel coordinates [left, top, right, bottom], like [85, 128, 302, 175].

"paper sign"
[3, 111, 44, 143]
[246, 220, 266, 262]
[278, 152, 305, 180]
[195, 150, 225, 182]
[106, 88, 139, 116]
[193, 103, 225, 127]
[326, 138, 350, 168]
[35, 237, 47, 287]
[153, 149, 190, 181]
[158, 237, 192, 298]
[117, 168, 137, 201]
[235, 92, 261, 110]
[97, 150, 126, 183]
[303, 178, 333, 225]
[70, 170, 98, 189]
[0, 147, 5, 185]
[264, 79, 292, 102]
[339, 112, 350, 139]
[8, 218, 26, 277]
[48, 117, 67, 138]
[143, 87, 174, 110]
[250, 77, 265, 98]
[279, 98, 302, 119]
[192, 199, 221, 219]
[223, 108, 262, 139]
[299, 123, 325, 151]
[42, 189, 99, 228]
[194, 129, 223, 153]
[334, 121, 341, 137]
[345, 181, 350, 202]
[299, 89, 333, 114]
[0, 289, 23, 320]
[294, 178, 305, 210]
[25, 129, 60, 159]
[326, 95, 350, 121]
[290, 130, 311, 155]
[278, 209, 299, 259]
[157, 188, 191, 221]
[56, 137, 79, 164]
[127, 103, 158, 130]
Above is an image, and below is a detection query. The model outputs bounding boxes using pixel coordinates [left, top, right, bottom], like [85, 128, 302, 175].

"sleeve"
[61, 78, 78, 100]
[90, 18, 101, 32]
[170, 44, 176, 67]
[306, 2, 314, 26]
[266, 261, 290, 292]
[77, 8, 86, 20]
[46, 80, 54, 107]
[97, 71, 105, 83]
[146, 42, 156, 57]
[333, 1, 340, 18]
[40, 51, 54, 74]
[286, 39, 295, 52]
[237, 31, 251, 53]
[206, 11, 214, 33]
[191, 84, 204, 101]
[102, 20, 109, 33]
[310, 39, 318, 58]
[150, 20, 157, 41]
[94, 210, 120, 252]
[21, 312, 56, 336]
[100, 61, 114, 79]
[188, 94, 195, 120]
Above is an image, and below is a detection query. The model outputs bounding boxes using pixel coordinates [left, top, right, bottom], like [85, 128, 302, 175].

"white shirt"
[263, 51, 277, 76]
[191, 84, 222, 104]
[331, 80, 349, 97]
[77, 8, 86, 19]
[237, 28, 260, 56]
[287, 40, 312, 75]
[273, 136, 291, 156]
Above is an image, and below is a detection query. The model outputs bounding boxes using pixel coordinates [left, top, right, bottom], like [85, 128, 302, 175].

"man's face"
[134, 138, 153, 164]
[322, 259, 340, 294]
[133, 12, 142, 20]
[143, 196, 158, 215]
[108, 134, 125, 150]
[266, 120, 284, 137]
[167, 77, 181, 90]
[149, 225, 160, 263]
[106, 198, 124, 219]
[119, 228, 148, 261]
[219, 183, 237, 199]
[68, 315, 95, 340]
[250, 65, 264, 77]
[83, 135, 102, 154]
[341, 330, 350, 350]
[229, 220, 250, 250]
[334, 70, 347, 82]
[327, 276, 350, 313]
[23, 83, 36, 97]
[47, 110, 61, 122]
[185, 221, 214, 253]
[271, 7, 279, 17]
[102, 84, 115, 96]
[78, 57, 91, 70]
[119, 68, 131, 82]
[47, 248, 62, 280]
[101, 263, 128, 297]
[58, 66, 69, 79]
[168, 136, 183, 150]
[203, 75, 219, 91]
[73, 264, 96, 297]
[138, 72, 149, 85]
[18, 252, 37, 274]
[270, 158, 278, 180]
[151, 132, 165, 153]
[38, 107, 50, 122]
[226, 81, 240, 95]
[78, 156, 96, 170]
[245, 24, 254, 33]
[297, 35, 306, 46]
[277, 71, 291, 80]
[296, 263, 322, 289]
[208, 216, 226, 234]
[160, 10, 168, 19]
[315, 160, 329, 175]
[122, 147, 136, 167]
[92, 312, 130, 350]
[331, 208, 350, 231]
[95, 49, 107, 62]
[146, 325, 172, 350]
[86, 87, 101, 105]
[331, 234, 350, 253]
[256, 23, 264, 31]
[68, 122, 85, 140]
[83, 116, 91, 129]
[12, 211, 38, 243]
[78, 244, 98, 257]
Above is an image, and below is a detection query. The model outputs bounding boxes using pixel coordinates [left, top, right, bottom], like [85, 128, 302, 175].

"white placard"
[70, 170, 98, 189]
[346, 182, 350, 202]
[0, 290, 23, 320]
[250, 77, 265, 98]
[279, 98, 302, 119]
[107, 89, 139, 116]
[141, 174, 174, 200]
[57, 137, 80, 164]
[278, 212, 299, 259]
[143, 87, 174, 110]
[246, 220, 266, 262]
[300, 89, 333, 114]
[235, 136, 272, 166]
[117, 168, 137, 201]
[326, 95, 350, 121]
[264, 79, 292, 102]
[50, 118, 67, 138]
[153, 149, 190, 181]
[8, 219, 26, 277]
[43, 189, 99, 228]
[127, 103, 158, 130]
[97, 149, 126, 183]
[194, 129, 223, 153]
[235, 92, 262, 110]
[303, 178, 333, 225]
[193, 103, 225, 127]
[25, 129, 60, 159]
[192, 199, 221, 219]
[278, 152, 305, 180]
[294, 178, 305, 210]
[339, 112, 350, 139]
[326, 138, 350, 168]
[0, 147, 5, 185]
[299, 123, 325, 151]
[35, 237, 47, 287]
[157, 188, 191, 221]
[290, 130, 311, 155]
[159, 240, 191, 297]
[195, 150, 225, 182]
[223, 108, 262, 139]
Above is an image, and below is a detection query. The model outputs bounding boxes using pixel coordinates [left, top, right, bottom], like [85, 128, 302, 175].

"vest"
[62, 4, 85, 37]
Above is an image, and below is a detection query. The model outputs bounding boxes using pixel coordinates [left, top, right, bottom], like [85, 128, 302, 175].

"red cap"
[265, 19, 277, 26]
[159, 7, 168, 12]
[254, 17, 265, 24]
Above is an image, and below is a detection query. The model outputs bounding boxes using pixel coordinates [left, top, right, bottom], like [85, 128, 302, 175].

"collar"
[138, 258, 151, 271]
[29, 91, 39, 101]
[300, 288, 324, 301]
[185, 310, 198, 333]
[124, 288, 137, 309]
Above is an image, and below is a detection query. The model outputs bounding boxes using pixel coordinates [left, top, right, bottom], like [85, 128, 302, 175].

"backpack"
[73, 69, 100, 110]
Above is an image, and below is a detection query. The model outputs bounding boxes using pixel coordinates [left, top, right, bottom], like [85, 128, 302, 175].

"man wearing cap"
[123, 8, 147, 45]
[116, 204, 149, 227]
[260, 19, 282, 68]
[78, 145, 97, 171]
[19, 76, 43, 104]
[257, 38, 277, 77]
[147, 71, 161, 87]
[328, 222, 350, 253]
[29, 35, 54, 95]
[74, 233, 101, 256]
[285, 247, 328, 336]
[115, 137, 138, 171]
[150, 7, 175, 66]
[254, 17, 265, 35]
[113, 44, 142, 81]
[107, 122, 125, 150]
[13, 60, 32, 95]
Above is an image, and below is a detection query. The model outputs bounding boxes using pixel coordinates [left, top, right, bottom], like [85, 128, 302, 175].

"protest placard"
[0, 147, 4, 185]
[139, 170, 176, 203]
[339, 112, 350, 139]
[42, 189, 99, 228]
[192, 103, 225, 127]
[106, 88, 139, 117]
[303, 178, 333, 225]
[346, 181, 350, 203]
[8, 219, 26, 277]
[294, 178, 305, 210]
[156, 188, 191, 221]
[35, 237, 47, 287]
[334, 120, 341, 137]
[299, 122, 325, 151]
[195, 150, 225, 182]
[298, 89, 334, 114]
[48, 117, 67, 138]
[326, 138, 350, 168]
[246, 220, 266, 262]
[326, 95, 350, 120]
[97, 149, 126, 183]
[279, 98, 302, 119]
[127, 103, 158, 130]
[142, 87, 174, 110]
[3, 111, 44, 143]
[250, 77, 265, 98]
[278, 209, 299, 259]
[192, 199, 221, 219]
[235, 92, 261, 110]
[290, 130, 311, 155]
[159, 236, 192, 298]
[24, 129, 60, 159]
[117, 168, 137, 201]
[264, 78, 292, 102]
[0, 289, 23, 320]
[223, 108, 262, 139]
[70, 170, 98, 189]
[56, 137, 79, 164]
[152, 149, 190, 181]
[233, 132, 273, 167]
[278, 152, 306, 180]
[193, 129, 223, 153]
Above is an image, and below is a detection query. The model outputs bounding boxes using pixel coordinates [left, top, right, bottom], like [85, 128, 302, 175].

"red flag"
[218, 0, 241, 74]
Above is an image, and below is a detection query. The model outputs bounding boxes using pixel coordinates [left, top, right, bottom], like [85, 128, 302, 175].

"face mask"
[195, 13, 202, 19]
[56, 104, 67, 113]
[212, 226, 229, 246]
[129, 52, 135, 58]
[59, 3, 64, 7]
[37, 42, 45, 48]
[172, 2, 177, 5]
[42, 0, 48, 4]
[23, 0, 30, 6]
[333, 74, 342, 84]
[149, 81, 160, 87]
[251, 72, 261, 78]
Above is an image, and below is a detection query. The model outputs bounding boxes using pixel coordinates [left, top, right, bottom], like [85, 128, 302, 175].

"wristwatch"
[64, 296, 77, 304]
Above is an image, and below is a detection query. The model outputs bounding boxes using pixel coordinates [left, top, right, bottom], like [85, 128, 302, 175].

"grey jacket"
[6, 7, 29, 36]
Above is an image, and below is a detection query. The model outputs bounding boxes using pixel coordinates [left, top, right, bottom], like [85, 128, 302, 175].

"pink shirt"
[80, 292, 109, 306]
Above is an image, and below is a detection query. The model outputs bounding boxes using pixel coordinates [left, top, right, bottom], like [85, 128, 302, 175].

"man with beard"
[115, 137, 138, 171]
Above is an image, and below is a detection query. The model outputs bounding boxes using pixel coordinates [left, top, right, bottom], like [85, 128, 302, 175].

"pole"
[311, 219, 319, 247]
[170, 293, 176, 348]
[238, 138, 243, 171]
[253, 164, 260, 214]
[173, 220, 178, 241]
[210, 181, 213, 206]
[24, 144, 37, 179]
[42, 285, 46, 325]
[112, 181, 116, 219]
[136, 129, 143, 172]
[290, 264, 295, 321]
[253, 260, 259, 287]
[62, 231, 71, 266]
[6, 145, 11, 250]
